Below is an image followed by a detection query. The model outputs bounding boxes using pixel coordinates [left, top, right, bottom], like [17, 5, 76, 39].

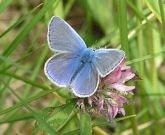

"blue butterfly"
[44, 16, 125, 97]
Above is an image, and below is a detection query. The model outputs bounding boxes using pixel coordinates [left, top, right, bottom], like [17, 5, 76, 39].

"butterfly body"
[80, 48, 95, 63]
[44, 16, 125, 97]
[70, 48, 95, 84]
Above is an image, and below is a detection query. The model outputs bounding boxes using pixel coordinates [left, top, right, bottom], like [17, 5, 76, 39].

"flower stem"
[127, 105, 139, 135]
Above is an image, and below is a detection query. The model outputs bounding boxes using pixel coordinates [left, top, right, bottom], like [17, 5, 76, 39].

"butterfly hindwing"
[70, 63, 99, 97]
[93, 49, 125, 77]
[48, 16, 87, 53]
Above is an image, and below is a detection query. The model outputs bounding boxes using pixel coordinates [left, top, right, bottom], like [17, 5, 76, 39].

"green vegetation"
[0, 0, 165, 134]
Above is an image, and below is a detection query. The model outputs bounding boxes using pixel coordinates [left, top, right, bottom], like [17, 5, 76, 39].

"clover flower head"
[77, 60, 136, 120]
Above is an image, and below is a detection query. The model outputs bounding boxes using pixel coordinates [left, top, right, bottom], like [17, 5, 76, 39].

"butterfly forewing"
[48, 16, 87, 53]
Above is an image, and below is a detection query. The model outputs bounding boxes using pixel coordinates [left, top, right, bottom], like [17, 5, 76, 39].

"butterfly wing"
[93, 49, 125, 77]
[71, 63, 99, 97]
[48, 16, 87, 53]
[44, 53, 81, 87]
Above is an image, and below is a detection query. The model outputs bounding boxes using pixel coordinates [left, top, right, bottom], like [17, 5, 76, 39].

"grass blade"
[117, 0, 129, 57]
[158, 0, 165, 38]
[0, 3, 43, 38]
[0, 0, 12, 14]
[127, 50, 165, 65]
[2, 0, 59, 57]
[8, 85, 57, 134]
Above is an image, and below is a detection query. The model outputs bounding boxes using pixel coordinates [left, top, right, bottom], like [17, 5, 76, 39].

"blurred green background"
[0, 0, 165, 135]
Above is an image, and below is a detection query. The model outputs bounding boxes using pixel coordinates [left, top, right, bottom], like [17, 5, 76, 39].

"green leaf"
[80, 113, 92, 135]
